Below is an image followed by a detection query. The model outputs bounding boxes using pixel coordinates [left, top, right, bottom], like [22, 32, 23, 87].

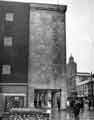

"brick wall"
[0, 1, 29, 83]
[28, 4, 67, 87]
[28, 3, 67, 107]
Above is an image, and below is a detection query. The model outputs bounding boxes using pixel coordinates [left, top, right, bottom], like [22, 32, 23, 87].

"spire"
[69, 54, 74, 63]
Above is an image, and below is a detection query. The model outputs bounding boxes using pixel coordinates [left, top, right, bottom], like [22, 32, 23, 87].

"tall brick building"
[0, 1, 67, 113]
[28, 3, 67, 109]
[0, 1, 29, 113]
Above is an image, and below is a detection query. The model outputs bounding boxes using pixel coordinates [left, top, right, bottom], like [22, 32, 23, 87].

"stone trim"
[0, 93, 26, 96]
[30, 3, 67, 13]
[0, 83, 28, 86]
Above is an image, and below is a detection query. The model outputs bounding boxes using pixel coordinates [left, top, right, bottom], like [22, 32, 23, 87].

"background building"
[75, 72, 94, 98]
[66, 55, 77, 97]
[0, 1, 29, 114]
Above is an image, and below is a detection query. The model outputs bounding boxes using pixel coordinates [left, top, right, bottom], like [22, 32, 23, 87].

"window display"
[5, 96, 24, 112]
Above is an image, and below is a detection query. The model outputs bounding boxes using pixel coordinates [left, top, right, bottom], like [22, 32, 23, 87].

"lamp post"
[91, 73, 94, 96]
[90, 72, 94, 104]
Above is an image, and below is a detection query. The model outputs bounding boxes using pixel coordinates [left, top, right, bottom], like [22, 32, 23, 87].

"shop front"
[34, 89, 61, 110]
[4, 95, 24, 112]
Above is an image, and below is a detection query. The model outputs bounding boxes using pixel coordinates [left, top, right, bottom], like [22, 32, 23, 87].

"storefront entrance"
[34, 89, 61, 109]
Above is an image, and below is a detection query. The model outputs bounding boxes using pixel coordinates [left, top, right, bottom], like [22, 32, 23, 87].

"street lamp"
[90, 72, 94, 100]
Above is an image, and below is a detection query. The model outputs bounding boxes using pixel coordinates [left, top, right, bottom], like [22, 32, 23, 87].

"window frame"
[3, 36, 13, 47]
[5, 12, 14, 22]
[2, 64, 11, 75]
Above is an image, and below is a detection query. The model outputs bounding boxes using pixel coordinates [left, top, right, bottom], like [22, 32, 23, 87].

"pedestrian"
[66, 99, 70, 111]
[80, 98, 84, 112]
[39, 99, 41, 108]
[70, 99, 75, 118]
[73, 100, 80, 120]
[70, 99, 74, 111]
[57, 96, 60, 111]
[93, 100, 94, 110]
[88, 100, 91, 110]
[34, 96, 37, 108]
[0, 117, 2, 120]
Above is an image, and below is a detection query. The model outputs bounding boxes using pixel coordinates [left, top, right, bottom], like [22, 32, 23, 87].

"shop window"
[4, 96, 24, 112]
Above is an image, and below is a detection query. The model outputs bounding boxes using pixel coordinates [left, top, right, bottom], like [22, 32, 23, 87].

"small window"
[2, 65, 11, 75]
[4, 37, 13, 47]
[5, 13, 14, 22]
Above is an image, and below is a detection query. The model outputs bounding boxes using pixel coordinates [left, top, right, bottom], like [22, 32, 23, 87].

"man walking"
[73, 99, 80, 120]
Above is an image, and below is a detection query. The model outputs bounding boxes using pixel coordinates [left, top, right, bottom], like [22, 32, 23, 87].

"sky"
[3, 0, 93, 73]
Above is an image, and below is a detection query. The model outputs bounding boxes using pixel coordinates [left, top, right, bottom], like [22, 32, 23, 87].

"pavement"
[1, 106, 94, 120]
[51, 109, 94, 120]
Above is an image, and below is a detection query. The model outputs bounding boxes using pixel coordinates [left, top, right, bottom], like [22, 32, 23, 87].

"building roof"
[76, 72, 91, 76]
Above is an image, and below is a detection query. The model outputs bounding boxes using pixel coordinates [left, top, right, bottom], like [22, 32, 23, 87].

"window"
[2, 65, 11, 75]
[5, 96, 24, 112]
[5, 13, 14, 22]
[4, 37, 13, 47]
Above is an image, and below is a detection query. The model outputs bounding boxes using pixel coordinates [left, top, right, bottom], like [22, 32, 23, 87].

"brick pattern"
[29, 10, 66, 87]
[0, 1, 29, 83]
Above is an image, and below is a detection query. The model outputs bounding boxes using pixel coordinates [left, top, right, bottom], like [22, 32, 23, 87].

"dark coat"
[73, 102, 80, 117]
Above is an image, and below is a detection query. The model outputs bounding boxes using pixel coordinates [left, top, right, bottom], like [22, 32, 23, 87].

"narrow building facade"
[0, 1, 29, 114]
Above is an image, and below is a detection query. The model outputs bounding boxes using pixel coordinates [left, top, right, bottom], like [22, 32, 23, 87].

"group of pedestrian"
[34, 94, 43, 108]
[67, 97, 84, 120]
[88, 99, 94, 110]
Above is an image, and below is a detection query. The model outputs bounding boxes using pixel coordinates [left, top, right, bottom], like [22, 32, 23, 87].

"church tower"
[67, 55, 77, 97]
[67, 55, 77, 76]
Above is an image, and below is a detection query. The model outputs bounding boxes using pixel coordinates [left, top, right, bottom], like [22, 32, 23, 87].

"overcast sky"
[3, 0, 93, 73]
